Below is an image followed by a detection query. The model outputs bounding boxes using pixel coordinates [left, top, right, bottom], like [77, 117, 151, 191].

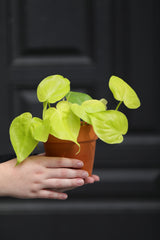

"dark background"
[0, 0, 160, 239]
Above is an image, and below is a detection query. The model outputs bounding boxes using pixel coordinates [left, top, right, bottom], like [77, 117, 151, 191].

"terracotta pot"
[44, 124, 98, 176]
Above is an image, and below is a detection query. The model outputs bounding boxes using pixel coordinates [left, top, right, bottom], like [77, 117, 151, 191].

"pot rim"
[45, 124, 98, 144]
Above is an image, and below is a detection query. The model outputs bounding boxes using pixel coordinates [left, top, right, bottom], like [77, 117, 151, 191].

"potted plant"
[9, 74, 140, 175]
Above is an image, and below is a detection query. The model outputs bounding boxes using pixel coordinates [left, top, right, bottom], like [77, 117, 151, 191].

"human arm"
[0, 155, 99, 200]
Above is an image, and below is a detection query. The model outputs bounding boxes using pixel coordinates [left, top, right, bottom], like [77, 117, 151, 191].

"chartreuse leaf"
[71, 99, 106, 124]
[44, 101, 80, 146]
[30, 117, 49, 142]
[109, 76, 141, 109]
[66, 91, 92, 105]
[56, 100, 70, 112]
[71, 104, 91, 124]
[37, 75, 70, 103]
[82, 99, 107, 113]
[9, 113, 38, 164]
[89, 110, 128, 144]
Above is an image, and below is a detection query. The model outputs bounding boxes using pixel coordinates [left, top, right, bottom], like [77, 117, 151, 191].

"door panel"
[0, 1, 160, 239]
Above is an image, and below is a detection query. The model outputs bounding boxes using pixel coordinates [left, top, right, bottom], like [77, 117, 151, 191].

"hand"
[0, 155, 100, 200]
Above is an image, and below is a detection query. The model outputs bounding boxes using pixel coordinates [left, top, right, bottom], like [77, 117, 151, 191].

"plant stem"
[116, 101, 122, 111]
[43, 101, 48, 119]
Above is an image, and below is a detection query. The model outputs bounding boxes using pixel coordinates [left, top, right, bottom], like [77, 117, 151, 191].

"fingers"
[84, 174, 100, 184]
[42, 157, 84, 169]
[84, 176, 95, 184]
[91, 174, 100, 182]
[45, 168, 88, 179]
[43, 178, 85, 189]
[42, 174, 100, 191]
[54, 187, 75, 192]
[36, 174, 100, 200]
[37, 189, 68, 200]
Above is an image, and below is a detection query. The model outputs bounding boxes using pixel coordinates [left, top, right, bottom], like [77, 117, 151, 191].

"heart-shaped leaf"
[109, 76, 141, 109]
[31, 117, 49, 142]
[89, 110, 128, 144]
[9, 113, 38, 163]
[37, 75, 70, 103]
[82, 99, 107, 113]
[71, 103, 91, 124]
[44, 101, 80, 146]
[71, 99, 106, 124]
[66, 91, 92, 105]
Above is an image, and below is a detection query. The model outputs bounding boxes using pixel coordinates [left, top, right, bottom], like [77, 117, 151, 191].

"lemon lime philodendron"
[9, 75, 141, 164]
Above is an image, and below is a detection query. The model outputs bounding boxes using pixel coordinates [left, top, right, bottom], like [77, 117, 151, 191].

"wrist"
[0, 160, 15, 197]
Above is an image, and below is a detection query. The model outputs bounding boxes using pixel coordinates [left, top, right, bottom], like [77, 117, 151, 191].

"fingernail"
[95, 176, 100, 181]
[61, 194, 68, 200]
[82, 171, 89, 178]
[76, 160, 84, 167]
[76, 179, 84, 186]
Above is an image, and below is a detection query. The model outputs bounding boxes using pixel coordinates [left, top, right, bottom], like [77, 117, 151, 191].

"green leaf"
[71, 99, 106, 124]
[44, 101, 80, 146]
[82, 99, 106, 113]
[9, 113, 38, 163]
[109, 76, 141, 109]
[71, 103, 91, 124]
[90, 110, 128, 144]
[31, 117, 49, 142]
[66, 91, 92, 105]
[56, 100, 70, 112]
[37, 75, 70, 103]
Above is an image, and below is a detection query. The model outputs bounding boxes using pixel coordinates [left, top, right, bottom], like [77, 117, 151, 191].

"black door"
[0, 0, 160, 239]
